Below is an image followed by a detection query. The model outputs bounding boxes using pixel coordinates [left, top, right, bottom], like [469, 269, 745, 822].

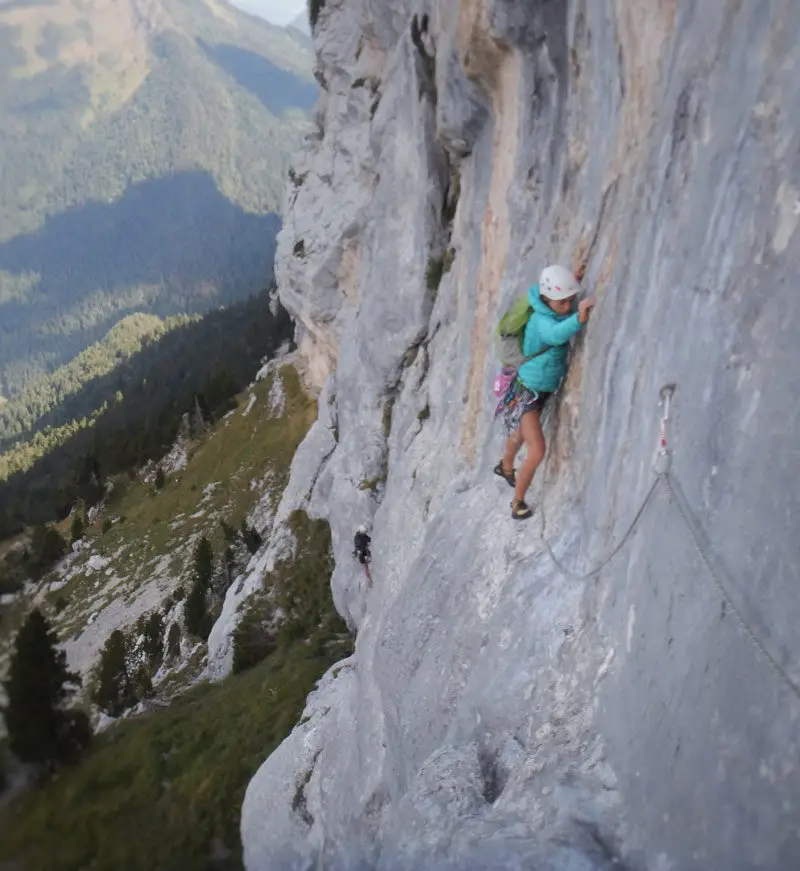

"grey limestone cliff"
[238, 1, 800, 868]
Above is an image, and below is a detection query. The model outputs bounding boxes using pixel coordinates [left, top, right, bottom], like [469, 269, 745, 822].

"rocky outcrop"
[240, 2, 800, 869]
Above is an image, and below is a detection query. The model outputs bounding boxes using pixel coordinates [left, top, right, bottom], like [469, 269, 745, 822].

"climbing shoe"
[511, 499, 533, 520]
[493, 461, 516, 487]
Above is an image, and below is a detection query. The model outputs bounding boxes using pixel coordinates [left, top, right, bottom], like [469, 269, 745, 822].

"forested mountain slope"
[0, 0, 315, 398]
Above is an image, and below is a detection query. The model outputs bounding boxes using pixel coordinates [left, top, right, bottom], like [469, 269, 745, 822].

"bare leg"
[502, 429, 524, 474]
[513, 409, 546, 503]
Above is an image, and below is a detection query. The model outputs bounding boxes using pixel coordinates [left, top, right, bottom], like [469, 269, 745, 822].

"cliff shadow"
[197, 39, 318, 116]
[0, 170, 279, 382]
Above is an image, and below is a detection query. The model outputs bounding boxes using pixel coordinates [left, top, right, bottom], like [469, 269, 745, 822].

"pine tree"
[184, 536, 214, 639]
[132, 664, 153, 701]
[178, 412, 191, 441]
[70, 500, 86, 545]
[76, 453, 104, 507]
[141, 612, 164, 668]
[42, 526, 67, 562]
[26, 524, 68, 579]
[91, 630, 136, 717]
[240, 521, 262, 555]
[191, 397, 208, 438]
[184, 579, 211, 640]
[194, 536, 213, 584]
[154, 466, 166, 490]
[210, 550, 232, 599]
[225, 534, 252, 584]
[166, 622, 181, 660]
[2, 609, 91, 769]
[70, 513, 85, 544]
[232, 599, 276, 674]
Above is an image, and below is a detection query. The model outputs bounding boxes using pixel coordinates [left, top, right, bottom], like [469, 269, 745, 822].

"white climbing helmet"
[356, 524, 367, 534]
[539, 264, 580, 301]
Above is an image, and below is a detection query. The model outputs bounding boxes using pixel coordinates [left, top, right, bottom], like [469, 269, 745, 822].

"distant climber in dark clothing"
[353, 525, 373, 586]
[353, 525, 371, 564]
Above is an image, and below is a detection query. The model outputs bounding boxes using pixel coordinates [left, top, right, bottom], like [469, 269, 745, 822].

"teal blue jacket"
[517, 286, 583, 393]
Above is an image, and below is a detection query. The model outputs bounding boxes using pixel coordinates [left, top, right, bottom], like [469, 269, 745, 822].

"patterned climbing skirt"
[495, 379, 551, 436]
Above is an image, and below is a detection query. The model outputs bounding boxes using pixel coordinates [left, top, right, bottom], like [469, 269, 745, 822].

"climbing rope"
[662, 470, 800, 703]
[536, 383, 673, 581]
[538, 474, 662, 581]
[537, 384, 800, 702]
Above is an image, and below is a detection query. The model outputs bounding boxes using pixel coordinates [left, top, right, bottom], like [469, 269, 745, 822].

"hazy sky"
[229, 0, 307, 26]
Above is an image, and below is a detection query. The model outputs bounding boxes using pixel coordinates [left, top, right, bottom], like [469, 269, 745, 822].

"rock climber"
[494, 264, 594, 520]
[353, 525, 372, 583]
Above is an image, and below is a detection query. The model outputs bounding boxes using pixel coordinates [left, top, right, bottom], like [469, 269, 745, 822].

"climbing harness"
[537, 383, 800, 702]
[492, 367, 518, 400]
[354, 549, 372, 586]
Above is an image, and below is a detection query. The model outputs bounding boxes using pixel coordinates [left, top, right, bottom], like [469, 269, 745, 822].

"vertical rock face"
[241, 2, 800, 869]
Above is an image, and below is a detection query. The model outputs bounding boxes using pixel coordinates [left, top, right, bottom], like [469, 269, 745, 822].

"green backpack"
[494, 294, 532, 368]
